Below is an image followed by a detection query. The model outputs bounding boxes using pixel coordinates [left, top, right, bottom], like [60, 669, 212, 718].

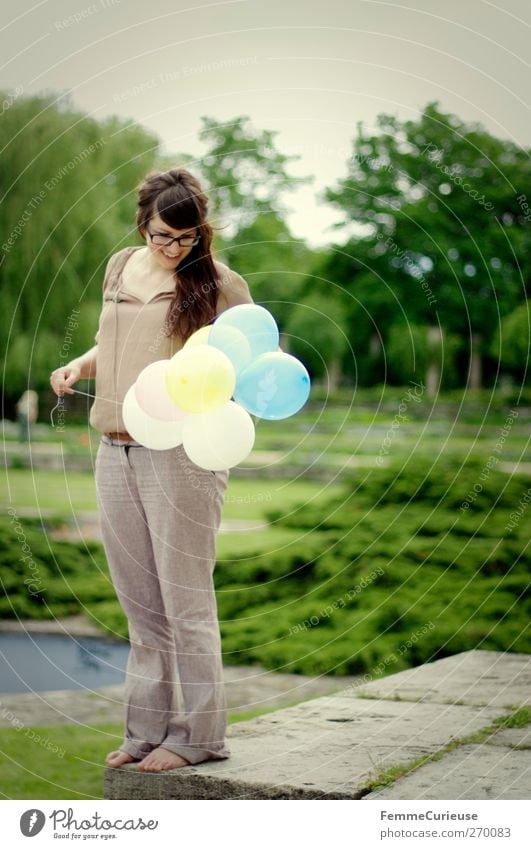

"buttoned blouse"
[89, 246, 254, 434]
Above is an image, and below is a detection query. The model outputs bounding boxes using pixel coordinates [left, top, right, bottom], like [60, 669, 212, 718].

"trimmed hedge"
[1, 455, 529, 675]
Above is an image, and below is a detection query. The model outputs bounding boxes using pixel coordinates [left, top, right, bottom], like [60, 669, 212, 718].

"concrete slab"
[484, 726, 531, 749]
[364, 744, 531, 800]
[104, 697, 506, 800]
[340, 651, 530, 708]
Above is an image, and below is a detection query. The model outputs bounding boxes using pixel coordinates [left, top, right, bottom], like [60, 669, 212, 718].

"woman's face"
[145, 212, 199, 270]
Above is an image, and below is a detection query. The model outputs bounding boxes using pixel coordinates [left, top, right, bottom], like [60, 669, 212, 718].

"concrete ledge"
[104, 768, 355, 800]
[353, 649, 531, 708]
[365, 743, 531, 800]
[104, 651, 530, 800]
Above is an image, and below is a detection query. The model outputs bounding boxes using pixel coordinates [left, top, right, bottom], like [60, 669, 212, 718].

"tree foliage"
[197, 115, 310, 237]
[0, 90, 160, 393]
[2, 96, 529, 402]
[323, 102, 531, 385]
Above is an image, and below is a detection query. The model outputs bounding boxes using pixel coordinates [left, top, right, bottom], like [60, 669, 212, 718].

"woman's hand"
[50, 363, 81, 396]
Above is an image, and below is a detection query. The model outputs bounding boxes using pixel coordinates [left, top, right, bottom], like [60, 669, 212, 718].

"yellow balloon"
[165, 344, 236, 413]
[184, 326, 211, 347]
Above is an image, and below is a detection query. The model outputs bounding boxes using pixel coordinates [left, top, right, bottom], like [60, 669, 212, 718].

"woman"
[50, 168, 254, 772]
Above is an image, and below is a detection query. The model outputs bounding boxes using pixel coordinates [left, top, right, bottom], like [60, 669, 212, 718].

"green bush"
[216, 455, 530, 673]
[0, 516, 116, 621]
[2, 453, 529, 677]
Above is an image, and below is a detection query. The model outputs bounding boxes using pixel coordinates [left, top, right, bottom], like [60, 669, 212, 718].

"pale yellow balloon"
[165, 344, 236, 413]
[183, 326, 211, 347]
[182, 401, 255, 470]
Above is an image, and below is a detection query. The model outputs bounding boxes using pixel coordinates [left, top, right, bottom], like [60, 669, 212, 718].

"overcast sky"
[2, 0, 529, 245]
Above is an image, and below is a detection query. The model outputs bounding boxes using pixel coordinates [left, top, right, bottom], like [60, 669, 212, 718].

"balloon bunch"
[123, 304, 311, 470]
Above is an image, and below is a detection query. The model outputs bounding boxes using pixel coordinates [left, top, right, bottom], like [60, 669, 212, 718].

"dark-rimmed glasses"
[147, 228, 200, 249]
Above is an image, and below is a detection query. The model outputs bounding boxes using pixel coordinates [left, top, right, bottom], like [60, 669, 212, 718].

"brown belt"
[105, 431, 135, 442]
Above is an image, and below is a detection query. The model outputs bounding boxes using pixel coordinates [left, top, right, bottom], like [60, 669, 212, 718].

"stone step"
[365, 735, 531, 800]
[352, 649, 531, 709]
[104, 650, 530, 800]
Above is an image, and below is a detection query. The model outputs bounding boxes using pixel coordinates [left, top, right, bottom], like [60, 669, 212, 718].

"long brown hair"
[135, 168, 221, 343]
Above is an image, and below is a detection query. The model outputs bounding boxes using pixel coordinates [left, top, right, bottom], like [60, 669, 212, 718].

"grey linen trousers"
[95, 434, 230, 764]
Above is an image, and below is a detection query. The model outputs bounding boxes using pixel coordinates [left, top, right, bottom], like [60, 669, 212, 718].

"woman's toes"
[106, 750, 136, 767]
[138, 747, 190, 772]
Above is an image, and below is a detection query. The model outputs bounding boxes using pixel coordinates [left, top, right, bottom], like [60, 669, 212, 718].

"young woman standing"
[50, 169, 254, 772]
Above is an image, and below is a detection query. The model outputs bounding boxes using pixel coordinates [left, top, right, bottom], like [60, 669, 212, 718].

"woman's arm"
[50, 346, 97, 396]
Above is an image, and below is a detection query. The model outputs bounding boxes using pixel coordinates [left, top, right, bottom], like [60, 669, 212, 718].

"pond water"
[0, 633, 131, 693]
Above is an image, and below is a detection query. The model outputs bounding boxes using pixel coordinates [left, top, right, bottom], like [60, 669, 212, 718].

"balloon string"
[49, 388, 258, 429]
[50, 388, 122, 428]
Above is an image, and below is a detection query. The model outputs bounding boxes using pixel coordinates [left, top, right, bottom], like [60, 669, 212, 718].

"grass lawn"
[216, 526, 302, 558]
[1, 468, 342, 521]
[0, 466, 331, 560]
[0, 706, 283, 800]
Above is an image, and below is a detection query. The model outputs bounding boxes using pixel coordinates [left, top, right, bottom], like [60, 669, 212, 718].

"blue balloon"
[213, 304, 279, 358]
[234, 351, 311, 420]
[208, 324, 253, 374]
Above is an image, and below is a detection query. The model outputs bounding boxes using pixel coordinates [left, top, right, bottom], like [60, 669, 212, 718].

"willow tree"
[0, 90, 159, 395]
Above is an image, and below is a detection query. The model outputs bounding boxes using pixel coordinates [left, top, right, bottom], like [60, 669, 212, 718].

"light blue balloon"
[234, 351, 311, 420]
[208, 324, 253, 375]
[213, 304, 279, 358]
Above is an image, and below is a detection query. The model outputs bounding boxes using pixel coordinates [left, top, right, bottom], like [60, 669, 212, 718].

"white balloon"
[122, 384, 185, 450]
[182, 401, 255, 470]
[134, 360, 188, 422]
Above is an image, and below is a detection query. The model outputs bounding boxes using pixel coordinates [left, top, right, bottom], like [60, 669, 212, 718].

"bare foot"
[105, 750, 139, 768]
[138, 747, 191, 772]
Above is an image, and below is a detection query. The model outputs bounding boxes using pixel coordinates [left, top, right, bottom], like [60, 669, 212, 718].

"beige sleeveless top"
[89, 246, 254, 434]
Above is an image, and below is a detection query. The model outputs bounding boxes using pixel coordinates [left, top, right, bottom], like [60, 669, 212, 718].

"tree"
[387, 323, 461, 391]
[325, 102, 531, 389]
[216, 212, 315, 331]
[286, 289, 350, 389]
[196, 116, 316, 350]
[491, 300, 530, 384]
[197, 115, 311, 240]
[0, 90, 160, 398]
